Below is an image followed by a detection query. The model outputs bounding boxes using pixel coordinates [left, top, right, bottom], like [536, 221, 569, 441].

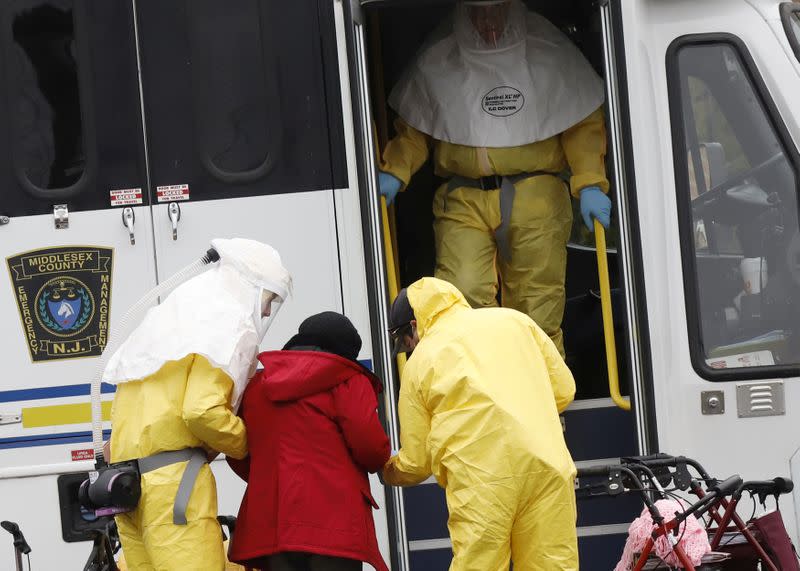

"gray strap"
[172, 449, 207, 525]
[137, 448, 207, 525]
[494, 176, 516, 262]
[138, 448, 196, 473]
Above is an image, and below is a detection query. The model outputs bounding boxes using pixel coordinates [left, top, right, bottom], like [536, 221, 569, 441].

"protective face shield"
[213, 237, 292, 346]
[253, 288, 284, 343]
[455, 0, 524, 51]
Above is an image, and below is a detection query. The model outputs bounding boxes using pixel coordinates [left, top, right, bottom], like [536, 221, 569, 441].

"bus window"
[668, 36, 800, 378]
[6, 0, 87, 192]
[781, 2, 800, 63]
[187, 0, 280, 184]
[140, 0, 344, 198]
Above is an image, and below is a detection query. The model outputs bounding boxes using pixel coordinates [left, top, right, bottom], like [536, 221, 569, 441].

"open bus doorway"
[367, 0, 631, 401]
[359, 1, 640, 567]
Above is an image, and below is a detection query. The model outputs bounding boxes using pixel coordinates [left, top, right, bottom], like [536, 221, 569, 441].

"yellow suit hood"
[406, 277, 470, 339]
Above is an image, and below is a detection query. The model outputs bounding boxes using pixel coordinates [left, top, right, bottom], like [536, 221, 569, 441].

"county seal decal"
[6, 246, 113, 362]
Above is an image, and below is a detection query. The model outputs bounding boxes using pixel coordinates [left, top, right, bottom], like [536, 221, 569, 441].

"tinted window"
[669, 37, 800, 377]
[7, 0, 86, 191]
[188, 1, 279, 182]
[137, 0, 347, 202]
[1, 1, 147, 217]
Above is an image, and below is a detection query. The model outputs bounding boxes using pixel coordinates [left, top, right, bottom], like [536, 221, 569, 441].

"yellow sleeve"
[181, 354, 248, 459]
[561, 106, 610, 198]
[380, 118, 432, 190]
[382, 371, 432, 486]
[529, 321, 576, 413]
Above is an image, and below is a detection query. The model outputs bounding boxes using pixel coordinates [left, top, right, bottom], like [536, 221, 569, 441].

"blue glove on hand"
[579, 186, 612, 231]
[379, 172, 402, 206]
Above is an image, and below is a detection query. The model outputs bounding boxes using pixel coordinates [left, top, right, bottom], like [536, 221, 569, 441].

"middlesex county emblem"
[6, 246, 113, 362]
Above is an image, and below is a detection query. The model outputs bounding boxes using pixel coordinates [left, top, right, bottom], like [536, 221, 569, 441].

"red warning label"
[71, 449, 94, 462]
[110, 188, 143, 207]
[156, 184, 190, 203]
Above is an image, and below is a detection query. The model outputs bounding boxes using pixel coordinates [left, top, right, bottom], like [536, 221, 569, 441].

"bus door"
[0, 0, 155, 466]
[0, 0, 349, 470]
[349, 0, 645, 568]
[131, 0, 354, 513]
[133, 0, 349, 349]
[618, 0, 800, 539]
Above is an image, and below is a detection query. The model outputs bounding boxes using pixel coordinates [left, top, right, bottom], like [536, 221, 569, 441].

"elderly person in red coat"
[227, 311, 391, 571]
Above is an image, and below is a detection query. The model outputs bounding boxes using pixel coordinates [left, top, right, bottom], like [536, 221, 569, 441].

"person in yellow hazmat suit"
[379, 0, 611, 355]
[384, 277, 578, 570]
[102, 238, 292, 570]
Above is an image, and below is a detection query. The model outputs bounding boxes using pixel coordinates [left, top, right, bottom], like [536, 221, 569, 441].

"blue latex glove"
[579, 186, 612, 231]
[379, 172, 402, 206]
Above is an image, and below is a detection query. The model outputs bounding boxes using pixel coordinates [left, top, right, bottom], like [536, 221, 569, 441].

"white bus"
[1, 0, 799, 569]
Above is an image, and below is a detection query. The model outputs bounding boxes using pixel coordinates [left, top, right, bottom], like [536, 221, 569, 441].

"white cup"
[740, 257, 768, 294]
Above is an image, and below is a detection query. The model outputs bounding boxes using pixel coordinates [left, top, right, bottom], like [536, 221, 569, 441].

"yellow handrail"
[594, 219, 630, 411]
[370, 101, 406, 372]
[382, 197, 406, 374]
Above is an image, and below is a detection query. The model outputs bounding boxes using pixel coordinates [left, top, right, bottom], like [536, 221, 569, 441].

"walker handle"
[710, 475, 744, 498]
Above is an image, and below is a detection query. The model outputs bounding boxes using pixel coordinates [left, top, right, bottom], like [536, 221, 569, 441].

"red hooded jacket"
[228, 350, 390, 570]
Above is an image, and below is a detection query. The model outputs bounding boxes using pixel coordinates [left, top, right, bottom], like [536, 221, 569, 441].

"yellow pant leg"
[127, 463, 225, 570]
[445, 481, 515, 571]
[140, 517, 225, 570]
[498, 177, 572, 355]
[116, 512, 155, 571]
[117, 519, 238, 570]
[510, 472, 578, 571]
[433, 185, 502, 309]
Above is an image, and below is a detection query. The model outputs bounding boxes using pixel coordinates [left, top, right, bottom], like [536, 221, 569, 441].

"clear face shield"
[254, 288, 285, 343]
[456, 0, 522, 51]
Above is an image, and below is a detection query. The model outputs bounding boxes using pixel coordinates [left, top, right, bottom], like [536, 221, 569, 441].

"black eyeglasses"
[388, 322, 412, 341]
[389, 322, 414, 356]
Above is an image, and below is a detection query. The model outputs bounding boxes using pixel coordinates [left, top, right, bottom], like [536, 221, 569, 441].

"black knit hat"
[283, 311, 362, 362]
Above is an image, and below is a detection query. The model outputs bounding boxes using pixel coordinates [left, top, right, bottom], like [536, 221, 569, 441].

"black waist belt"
[446, 171, 561, 262]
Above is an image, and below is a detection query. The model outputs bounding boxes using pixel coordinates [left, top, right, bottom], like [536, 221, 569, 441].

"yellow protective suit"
[110, 354, 248, 570]
[383, 278, 578, 571]
[381, 107, 609, 355]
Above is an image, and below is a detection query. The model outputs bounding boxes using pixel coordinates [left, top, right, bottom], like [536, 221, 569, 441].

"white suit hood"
[388, 2, 605, 148]
[102, 238, 292, 410]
